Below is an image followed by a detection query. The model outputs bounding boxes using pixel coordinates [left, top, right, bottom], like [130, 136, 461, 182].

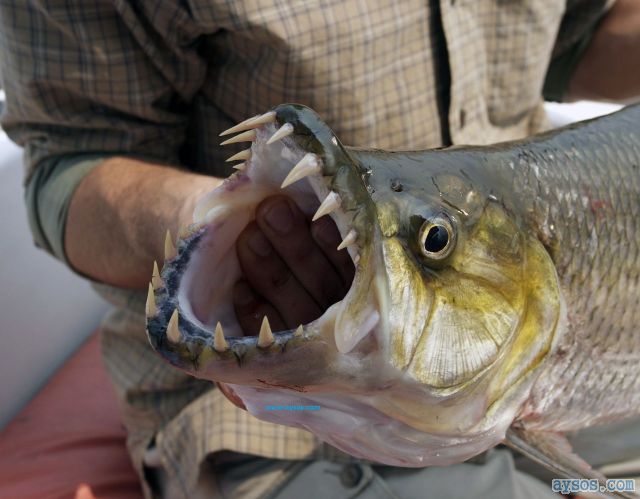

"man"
[0, 1, 638, 497]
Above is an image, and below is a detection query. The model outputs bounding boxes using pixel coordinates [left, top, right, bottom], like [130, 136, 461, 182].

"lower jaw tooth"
[152, 261, 163, 288]
[214, 322, 229, 352]
[164, 230, 177, 261]
[146, 283, 157, 316]
[258, 316, 275, 347]
[166, 309, 181, 343]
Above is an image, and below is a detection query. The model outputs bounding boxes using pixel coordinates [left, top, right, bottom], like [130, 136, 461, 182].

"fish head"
[146, 105, 563, 466]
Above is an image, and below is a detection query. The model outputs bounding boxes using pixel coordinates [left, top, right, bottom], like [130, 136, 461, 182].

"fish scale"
[496, 107, 640, 430]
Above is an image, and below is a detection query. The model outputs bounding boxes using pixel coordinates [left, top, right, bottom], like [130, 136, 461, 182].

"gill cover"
[356, 153, 564, 435]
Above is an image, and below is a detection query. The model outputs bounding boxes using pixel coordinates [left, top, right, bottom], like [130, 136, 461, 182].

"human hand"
[233, 195, 355, 335]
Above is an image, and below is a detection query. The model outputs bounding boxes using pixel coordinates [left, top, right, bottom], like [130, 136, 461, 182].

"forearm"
[567, 0, 640, 103]
[65, 156, 220, 289]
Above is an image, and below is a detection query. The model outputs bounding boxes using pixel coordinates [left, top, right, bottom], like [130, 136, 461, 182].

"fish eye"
[419, 215, 456, 260]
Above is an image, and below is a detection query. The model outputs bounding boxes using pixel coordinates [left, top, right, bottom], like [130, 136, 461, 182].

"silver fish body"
[145, 104, 640, 486]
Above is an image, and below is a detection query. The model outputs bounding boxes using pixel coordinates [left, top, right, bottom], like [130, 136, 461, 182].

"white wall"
[0, 130, 111, 429]
[545, 100, 622, 127]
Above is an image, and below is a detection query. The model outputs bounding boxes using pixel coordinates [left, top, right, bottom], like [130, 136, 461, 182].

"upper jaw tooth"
[312, 191, 342, 221]
[220, 129, 256, 146]
[281, 153, 322, 188]
[219, 111, 276, 136]
[226, 149, 251, 163]
[337, 229, 357, 250]
[267, 123, 294, 145]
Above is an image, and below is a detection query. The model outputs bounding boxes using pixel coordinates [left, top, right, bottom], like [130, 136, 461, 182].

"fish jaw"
[146, 104, 391, 391]
[145, 105, 565, 466]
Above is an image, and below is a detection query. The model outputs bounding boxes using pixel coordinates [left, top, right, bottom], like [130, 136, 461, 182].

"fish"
[145, 104, 640, 496]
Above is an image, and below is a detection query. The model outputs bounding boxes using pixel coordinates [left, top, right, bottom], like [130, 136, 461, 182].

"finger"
[236, 222, 322, 328]
[233, 280, 285, 335]
[74, 485, 97, 499]
[310, 215, 356, 288]
[256, 196, 346, 308]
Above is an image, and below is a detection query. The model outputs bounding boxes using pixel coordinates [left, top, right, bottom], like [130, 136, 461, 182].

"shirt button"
[340, 463, 363, 488]
[459, 108, 467, 128]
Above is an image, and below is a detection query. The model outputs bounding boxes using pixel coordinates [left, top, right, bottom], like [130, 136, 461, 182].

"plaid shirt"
[0, 1, 612, 497]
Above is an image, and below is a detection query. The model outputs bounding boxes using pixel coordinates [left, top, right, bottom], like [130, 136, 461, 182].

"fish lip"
[146, 104, 388, 380]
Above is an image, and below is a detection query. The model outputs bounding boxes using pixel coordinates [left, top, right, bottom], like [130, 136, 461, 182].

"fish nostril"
[391, 179, 403, 192]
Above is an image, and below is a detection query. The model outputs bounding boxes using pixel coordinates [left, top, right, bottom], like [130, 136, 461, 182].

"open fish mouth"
[141, 103, 640, 480]
[146, 104, 388, 389]
[144, 104, 565, 467]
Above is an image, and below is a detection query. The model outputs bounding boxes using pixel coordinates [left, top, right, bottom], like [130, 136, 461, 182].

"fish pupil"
[425, 226, 449, 253]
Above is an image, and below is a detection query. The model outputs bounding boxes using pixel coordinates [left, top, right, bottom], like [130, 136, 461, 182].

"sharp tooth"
[219, 111, 277, 136]
[294, 325, 303, 337]
[258, 316, 275, 347]
[167, 309, 181, 343]
[164, 230, 177, 261]
[214, 322, 229, 352]
[220, 114, 258, 136]
[266, 123, 294, 145]
[152, 261, 162, 288]
[281, 153, 321, 188]
[178, 225, 191, 239]
[232, 162, 246, 171]
[203, 205, 231, 225]
[146, 283, 157, 317]
[220, 129, 256, 146]
[312, 191, 341, 221]
[337, 229, 357, 250]
[226, 149, 251, 163]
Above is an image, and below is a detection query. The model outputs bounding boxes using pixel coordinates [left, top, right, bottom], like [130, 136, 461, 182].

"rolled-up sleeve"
[543, 0, 616, 102]
[0, 1, 207, 260]
[24, 154, 107, 262]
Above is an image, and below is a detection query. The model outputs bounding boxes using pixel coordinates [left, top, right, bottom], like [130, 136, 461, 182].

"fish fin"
[505, 427, 638, 499]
